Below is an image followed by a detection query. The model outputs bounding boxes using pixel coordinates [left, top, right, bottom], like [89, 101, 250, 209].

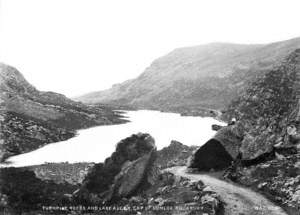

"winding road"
[169, 166, 287, 215]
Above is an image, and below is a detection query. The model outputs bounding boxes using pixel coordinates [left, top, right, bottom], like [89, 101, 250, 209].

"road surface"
[169, 166, 287, 215]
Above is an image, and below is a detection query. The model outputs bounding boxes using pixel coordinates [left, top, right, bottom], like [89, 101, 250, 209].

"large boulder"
[108, 150, 157, 200]
[104, 132, 156, 168]
[213, 125, 243, 159]
[189, 139, 234, 171]
[80, 133, 157, 201]
[189, 125, 242, 171]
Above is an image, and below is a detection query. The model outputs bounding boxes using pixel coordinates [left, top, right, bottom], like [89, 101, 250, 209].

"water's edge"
[3, 110, 224, 167]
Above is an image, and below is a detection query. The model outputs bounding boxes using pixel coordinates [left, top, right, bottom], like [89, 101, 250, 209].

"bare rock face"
[80, 133, 157, 201]
[155, 140, 197, 169]
[240, 131, 276, 160]
[225, 50, 300, 160]
[108, 150, 157, 200]
[213, 125, 243, 159]
[222, 50, 300, 214]
[189, 125, 242, 171]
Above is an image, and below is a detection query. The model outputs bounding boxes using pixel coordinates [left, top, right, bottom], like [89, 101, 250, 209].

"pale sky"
[1, 0, 300, 97]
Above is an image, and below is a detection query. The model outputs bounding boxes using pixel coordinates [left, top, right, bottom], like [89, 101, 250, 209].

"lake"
[5, 110, 225, 167]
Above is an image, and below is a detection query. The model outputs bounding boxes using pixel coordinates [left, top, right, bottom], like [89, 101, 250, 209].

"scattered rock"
[200, 194, 220, 209]
[212, 124, 223, 131]
[203, 186, 214, 193]
[292, 190, 300, 203]
[189, 180, 205, 191]
[257, 182, 267, 189]
[155, 140, 196, 169]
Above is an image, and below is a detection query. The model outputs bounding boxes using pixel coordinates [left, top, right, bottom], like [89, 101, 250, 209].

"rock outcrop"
[213, 125, 243, 159]
[189, 139, 234, 171]
[0, 63, 125, 161]
[117, 171, 222, 215]
[221, 49, 300, 213]
[79, 133, 157, 201]
[224, 49, 300, 160]
[190, 49, 300, 171]
[155, 140, 197, 169]
[234, 154, 300, 214]
[108, 150, 156, 200]
[189, 125, 242, 171]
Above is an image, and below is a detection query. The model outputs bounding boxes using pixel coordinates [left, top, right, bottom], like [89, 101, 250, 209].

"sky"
[0, 0, 300, 97]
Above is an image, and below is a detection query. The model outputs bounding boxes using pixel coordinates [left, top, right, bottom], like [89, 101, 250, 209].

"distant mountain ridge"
[76, 37, 300, 113]
[0, 64, 125, 161]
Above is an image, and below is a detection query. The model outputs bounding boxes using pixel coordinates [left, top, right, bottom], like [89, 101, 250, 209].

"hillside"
[0, 63, 125, 161]
[76, 37, 300, 114]
[198, 49, 300, 214]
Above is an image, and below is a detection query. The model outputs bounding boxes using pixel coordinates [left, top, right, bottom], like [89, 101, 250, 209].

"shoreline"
[2, 109, 219, 167]
[0, 109, 128, 165]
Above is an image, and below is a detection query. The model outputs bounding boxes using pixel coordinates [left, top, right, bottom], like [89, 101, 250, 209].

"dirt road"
[169, 166, 288, 215]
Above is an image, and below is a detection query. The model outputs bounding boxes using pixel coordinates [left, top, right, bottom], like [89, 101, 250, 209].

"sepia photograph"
[0, 0, 300, 214]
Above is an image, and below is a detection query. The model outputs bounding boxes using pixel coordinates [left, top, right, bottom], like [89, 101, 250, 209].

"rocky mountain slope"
[0, 63, 125, 161]
[225, 49, 300, 214]
[189, 49, 300, 213]
[224, 49, 300, 159]
[76, 37, 300, 114]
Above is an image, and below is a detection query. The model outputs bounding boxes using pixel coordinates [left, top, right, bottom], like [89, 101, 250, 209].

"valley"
[1, 37, 300, 215]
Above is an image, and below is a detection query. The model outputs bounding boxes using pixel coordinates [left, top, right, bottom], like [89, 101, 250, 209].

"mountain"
[0, 63, 125, 161]
[76, 37, 300, 114]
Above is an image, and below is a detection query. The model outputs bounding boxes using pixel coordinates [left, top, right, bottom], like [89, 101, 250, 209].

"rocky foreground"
[171, 166, 287, 215]
[232, 154, 300, 215]
[0, 133, 222, 215]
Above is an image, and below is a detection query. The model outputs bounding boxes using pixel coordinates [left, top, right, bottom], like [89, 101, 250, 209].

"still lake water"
[6, 110, 225, 167]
